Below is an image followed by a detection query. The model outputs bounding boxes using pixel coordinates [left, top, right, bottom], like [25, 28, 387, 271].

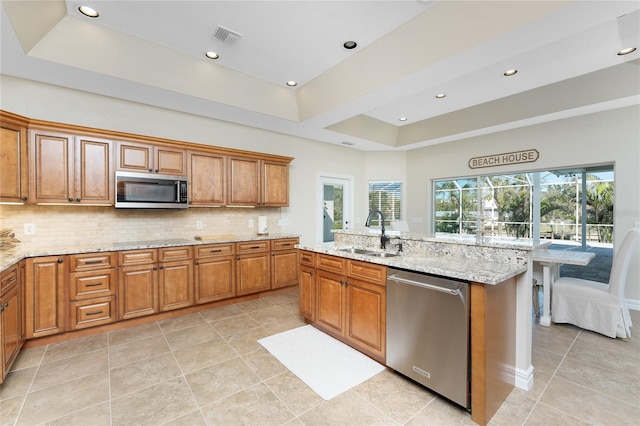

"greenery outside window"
[368, 181, 402, 227]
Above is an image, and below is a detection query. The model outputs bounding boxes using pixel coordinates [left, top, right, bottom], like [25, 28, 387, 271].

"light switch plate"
[196, 220, 203, 230]
[248, 219, 254, 228]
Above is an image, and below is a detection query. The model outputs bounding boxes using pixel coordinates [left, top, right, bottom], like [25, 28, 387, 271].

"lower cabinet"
[24, 256, 66, 338]
[236, 241, 271, 295]
[68, 253, 116, 329]
[271, 238, 299, 289]
[1, 263, 25, 384]
[194, 243, 235, 304]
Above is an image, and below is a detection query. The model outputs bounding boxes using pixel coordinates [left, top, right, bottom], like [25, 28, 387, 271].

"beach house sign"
[468, 149, 539, 169]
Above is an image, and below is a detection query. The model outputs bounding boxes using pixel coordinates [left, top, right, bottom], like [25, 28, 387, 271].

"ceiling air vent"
[214, 25, 243, 46]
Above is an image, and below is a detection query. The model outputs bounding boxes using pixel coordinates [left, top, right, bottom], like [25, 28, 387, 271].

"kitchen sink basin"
[337, 247, 375, 254]
[366, 252, 399, 258]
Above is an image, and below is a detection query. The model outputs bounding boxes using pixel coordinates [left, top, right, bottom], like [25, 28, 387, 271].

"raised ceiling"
[1, 0, 639, 151]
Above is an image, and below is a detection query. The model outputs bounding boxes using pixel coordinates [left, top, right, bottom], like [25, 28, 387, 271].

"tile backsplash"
[0, 205, 282, 252]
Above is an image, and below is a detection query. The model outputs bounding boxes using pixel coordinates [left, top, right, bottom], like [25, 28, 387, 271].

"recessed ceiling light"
[617, 47, 637, 56]
[286, 81, 297, 87]
[343, 41, 357, 50]
[503, 69, 518, 76]
[435, 93, 446, 99]
[399, 117, 408, 122]
[205, 51, 219, 60]
[78, 5, 99, 18]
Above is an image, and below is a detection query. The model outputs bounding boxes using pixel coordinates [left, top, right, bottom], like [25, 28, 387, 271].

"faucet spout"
[365, 210, 390, 249]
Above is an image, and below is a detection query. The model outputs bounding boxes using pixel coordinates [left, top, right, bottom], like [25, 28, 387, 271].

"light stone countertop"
[296, 242, 528, 285]
[0, 233, 300, 272]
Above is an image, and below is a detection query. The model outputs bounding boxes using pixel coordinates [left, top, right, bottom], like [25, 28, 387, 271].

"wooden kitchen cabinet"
[0, 111, 29, 203]
[236, 241, 271, 295]
[158, 246, 194, 311]
[270, 238, 299, 290]
[24, 256, 67, 338]
[298, 251, 316, 321]
[68, 252, 116, 330]
[188, 151, 226, 206]
[29, 130, 113, 205]
[1, 264, 25, 384]
[194, 243, 235, 304]
[228, 156, 290, 207]
[116, 140, 186, 175]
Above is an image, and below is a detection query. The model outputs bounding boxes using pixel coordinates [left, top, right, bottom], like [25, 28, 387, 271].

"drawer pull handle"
[85, 283, 102, 287]
[210, 249, 222, 253]
[249, 245, 261, 249]
[5, 276, 17, 283]
[302, 256, 310, 262]
[85, 311, 103, 316]
[83, 260, 103, 265]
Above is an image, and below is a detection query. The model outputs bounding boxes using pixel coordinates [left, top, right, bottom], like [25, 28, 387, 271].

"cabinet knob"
[76, 198, 81, 202]
[57, 258, 63, 263]
[148, 169, 153, 172]
[159, 265, 164, 269]
[155, 169, 159, 173]
[153, 266, 158, 270]
[21, 196, 27, 201]
[195, 260, 199, 265]
[68, 198, 73, 202]
[237, 256, 240, 261]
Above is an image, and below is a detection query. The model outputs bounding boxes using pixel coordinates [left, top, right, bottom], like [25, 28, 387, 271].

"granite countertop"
[296, 242, 527, 285]
[0, 233, 299, 272]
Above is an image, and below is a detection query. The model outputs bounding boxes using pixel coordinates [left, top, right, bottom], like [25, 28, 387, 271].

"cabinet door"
[194, 256, 235, 304]
[69, 297, 115, 330]
[236, 252, 270, 295]
[346, 279, 386, 360]
[189, 151, 226, 206]
[228, 157, 260, 206]
[262, 161, 289, 207]
[155, 146, 186, 175]
[25, 256, 66, 338]
[298, 265, 315, 321]
[29, 131, 74, 203]
[271, 250, 298, 289]
[315, 270, 345, 335]
[118, 264, 158, 319]
[1, 282, 21, 383]
[75, 136, 113, 204]
[116, 141, 154, 173]
[0, 121, 28, 203]
[158, 260, 193, 311]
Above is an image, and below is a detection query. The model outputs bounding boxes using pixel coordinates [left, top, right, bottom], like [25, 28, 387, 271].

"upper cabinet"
[116, 141, 186, 175]
[228, 157, 290, 207]
[188, 151, 226, 207]
[0, 112, 29, 203]
[29, 130, 114, 205]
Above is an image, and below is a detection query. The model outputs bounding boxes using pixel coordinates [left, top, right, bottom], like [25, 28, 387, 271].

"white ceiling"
[1, 0, 639, 151]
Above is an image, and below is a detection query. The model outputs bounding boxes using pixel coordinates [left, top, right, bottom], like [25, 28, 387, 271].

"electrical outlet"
[24, 223, 36, 235]
[248, 219, 254, 228]
[196, 220, 203, 230]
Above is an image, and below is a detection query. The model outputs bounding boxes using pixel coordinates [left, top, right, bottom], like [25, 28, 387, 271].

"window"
[368, 181, 402, 227]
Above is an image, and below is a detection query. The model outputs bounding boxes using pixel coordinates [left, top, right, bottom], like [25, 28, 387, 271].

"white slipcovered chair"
[552, 228, 640, 338]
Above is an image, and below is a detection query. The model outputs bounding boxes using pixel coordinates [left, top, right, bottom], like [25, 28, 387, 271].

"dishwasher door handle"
[388, 274, 461, 295]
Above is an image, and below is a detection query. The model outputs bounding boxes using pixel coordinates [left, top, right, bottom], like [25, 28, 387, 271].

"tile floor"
[1, 289, 638, 426]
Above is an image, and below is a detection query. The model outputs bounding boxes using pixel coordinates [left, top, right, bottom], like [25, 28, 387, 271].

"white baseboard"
[627, 298, 640, 311]
[515, 365, 534, 391]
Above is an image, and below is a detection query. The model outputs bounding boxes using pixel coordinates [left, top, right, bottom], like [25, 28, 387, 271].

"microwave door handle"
[176, 181, 180, 202]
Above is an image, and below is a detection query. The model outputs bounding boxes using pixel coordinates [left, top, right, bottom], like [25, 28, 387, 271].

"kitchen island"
[297, 230, 539, 426]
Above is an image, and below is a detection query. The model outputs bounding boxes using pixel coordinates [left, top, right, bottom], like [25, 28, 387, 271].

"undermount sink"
[337, 247, 375, 254]
[366, 252, 399, 258]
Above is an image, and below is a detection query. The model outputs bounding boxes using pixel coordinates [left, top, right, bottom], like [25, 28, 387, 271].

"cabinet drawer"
[69, 252, 116, 271]
[1, 265, 18, 293]
[159, 246, 193, 262]
[118, 249, 157, 266]
[271, 238, 299, 251]
[317, 254, 346, 274]
[69, 297, 115, 329]
[299, 250, 316, 267]
[70, 269, 116, 300]
[348, 260, 386, 286]
[195, 243, 234, 259]
[236, 241, 269, 254]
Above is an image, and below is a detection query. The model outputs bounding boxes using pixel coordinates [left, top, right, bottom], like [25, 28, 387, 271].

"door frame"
[317, 174, 354, 243]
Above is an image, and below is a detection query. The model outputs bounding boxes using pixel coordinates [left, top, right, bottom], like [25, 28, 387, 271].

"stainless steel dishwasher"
[386, 268, 470, 409]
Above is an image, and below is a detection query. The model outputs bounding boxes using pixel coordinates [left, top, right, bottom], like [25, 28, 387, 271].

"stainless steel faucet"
[365, 210, 390, 249]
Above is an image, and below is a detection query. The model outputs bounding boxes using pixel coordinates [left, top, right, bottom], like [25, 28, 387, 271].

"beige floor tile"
[161, 409, 207, 426]
[567, 337, 640, 378]
[279, 301, 301, 315]
[248, 305, 294, 324]
[211, 313, 261, 337]
[533, 322, 580, 341]
[524, 401, 589, 426]
[172, 338, 237, 374]
[9, 346, 46, 372]
[353, 369, 436, 424]
[31, 348, 108, 391]
[0, 394, 24, 426]
[42, 333, 108, 364]
[185, 357, 260, 406]
[225, 325, 273, 355]
[200, 383, 294, 425]
[265, 291, 299, 307]
[16, 371, 109, 426]
[262, 316, 306, 335]
[532, 329, 575, 356]
[521, 369, 553, 401]
[108, 321, 162, 347]
[157, 312, 209, 333]
[264, 371, 324, 416]
[198, 304, 243, 323]
[298, 391, 394, 425]
[0, 366, 37, 401]
[234, 297, 275, 313]
[108, 334, 171, 369]
[110, 352, 182, 398]
[163, 323, 220, 351]
[242, 347, 287, 380]
[531, 346, 565, 375]
[490, 388, 537, 426]
[406, 397, 475, 426]
[111, 377, 198, 426]
[41, 401, 110, 426]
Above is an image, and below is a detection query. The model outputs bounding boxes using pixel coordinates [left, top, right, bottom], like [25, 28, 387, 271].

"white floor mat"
[258, 325, 385, 400]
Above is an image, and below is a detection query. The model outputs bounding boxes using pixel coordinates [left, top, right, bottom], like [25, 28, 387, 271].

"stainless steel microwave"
[115, 171, 188, 209]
